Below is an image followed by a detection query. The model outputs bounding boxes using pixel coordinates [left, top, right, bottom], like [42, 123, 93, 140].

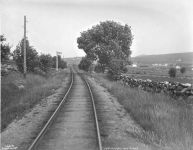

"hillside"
[63, 57, 82, 65]
[132, 52, 193, 65]
[63, 52, 193, 66]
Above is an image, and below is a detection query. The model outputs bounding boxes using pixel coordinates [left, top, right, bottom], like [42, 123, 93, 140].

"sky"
[1, 0, 193, 57]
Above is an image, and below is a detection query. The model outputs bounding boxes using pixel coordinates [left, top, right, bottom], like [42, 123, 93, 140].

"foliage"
[1, 35, 11, 62]
[94, 63, 105, 73]
[52, 56, 57, 68]
[107, 60, 126, 80]
[39, 54, 53, 72]
[59, 59, 67, 69]
[168, 67, 177, 78]
[77, 20, 133, 71]
[122, 67, 128, 73]
[13, 38, 39, 73]
[52, 55, 67, 69]
[180, 67, 186, 74]
[78, 56, 92, 71]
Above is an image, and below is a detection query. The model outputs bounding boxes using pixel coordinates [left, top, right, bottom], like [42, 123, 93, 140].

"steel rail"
[83, 76, 103, 150]
[28, 67, 102, 150]
[27, 70, 74, 150]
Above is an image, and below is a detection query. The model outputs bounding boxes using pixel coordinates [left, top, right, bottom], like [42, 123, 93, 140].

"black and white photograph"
[1, 0, 193, 149]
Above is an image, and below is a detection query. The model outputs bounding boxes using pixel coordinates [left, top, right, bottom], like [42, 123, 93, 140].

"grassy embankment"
[1, 69, 70, 131]
[91, 73, 193, 150]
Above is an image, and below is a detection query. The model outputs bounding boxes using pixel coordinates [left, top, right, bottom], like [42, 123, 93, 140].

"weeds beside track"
[1, 69, 70, 131]
[91, 73, 193, 150]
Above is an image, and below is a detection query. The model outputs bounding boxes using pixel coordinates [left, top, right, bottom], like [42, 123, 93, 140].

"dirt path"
[1, 72, 71, 150]
[87, 76, 156, 150]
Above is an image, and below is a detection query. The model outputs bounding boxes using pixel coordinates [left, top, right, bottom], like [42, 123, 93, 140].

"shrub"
[78, 57, 92, 71]
[180, 67, 186, 74]
[59, 60, 67, 69]
[39, 54, 53, 72]
[107, 61, 128, 80]
[168, 67, 176, 78]
[122, 67, 128, 73]
[52, 55, 67, 69]
[94, 64, 105, 73]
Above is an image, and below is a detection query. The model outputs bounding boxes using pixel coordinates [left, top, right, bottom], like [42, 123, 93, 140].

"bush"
[94, 64, 105, 73]
[107, 60, 128, 80]
[59, 60, 67, 69]
[168, 67, 176, 78]
[39, 54, 53, 72]
[78, 57, 92, 71]
[122, 67, 128, 73]
[52, 56, 67, 69]
[180, 67, 186, 74]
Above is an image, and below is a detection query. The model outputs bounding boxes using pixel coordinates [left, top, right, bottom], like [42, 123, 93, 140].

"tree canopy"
[180, 67, 186, 74]
[77, 21, 133, 69]
[1, 35, 11, 62]
[168, 67, 177, 78]
[13, 38, 39, 72]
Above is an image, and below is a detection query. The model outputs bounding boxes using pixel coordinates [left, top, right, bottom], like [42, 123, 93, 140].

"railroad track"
[28, 68, 102, 150]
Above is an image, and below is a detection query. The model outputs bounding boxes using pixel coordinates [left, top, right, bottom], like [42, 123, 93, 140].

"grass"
[91, 73, 193, 150]
[126, 66, 193, 84]
[1, 69, 70, 131]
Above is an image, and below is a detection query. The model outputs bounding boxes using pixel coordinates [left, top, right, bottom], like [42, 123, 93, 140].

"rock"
[119, 74, 193, 98]
[181, 83, 191, 87]
[146, 79, 152, 82]
[17, 85, 25, 90]
[181, 88, 188, 93]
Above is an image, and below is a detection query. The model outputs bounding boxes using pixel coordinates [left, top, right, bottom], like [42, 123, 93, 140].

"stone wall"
[117, 74, 193, 100]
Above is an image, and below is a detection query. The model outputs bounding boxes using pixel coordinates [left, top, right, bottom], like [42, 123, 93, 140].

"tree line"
[168, 67, 186, 78]
[1, 35, 67, 74]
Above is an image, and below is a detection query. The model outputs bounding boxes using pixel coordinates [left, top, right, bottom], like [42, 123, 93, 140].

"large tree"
[1, 35, 11, 62]
[77, 21, 133, 69]
[13, 38, 39, 72]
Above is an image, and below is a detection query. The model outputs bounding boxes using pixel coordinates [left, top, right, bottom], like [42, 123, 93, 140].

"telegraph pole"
[56, 52, 58, 71]
[56, 51, 62, 71]
[23, 16, 27, 78]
